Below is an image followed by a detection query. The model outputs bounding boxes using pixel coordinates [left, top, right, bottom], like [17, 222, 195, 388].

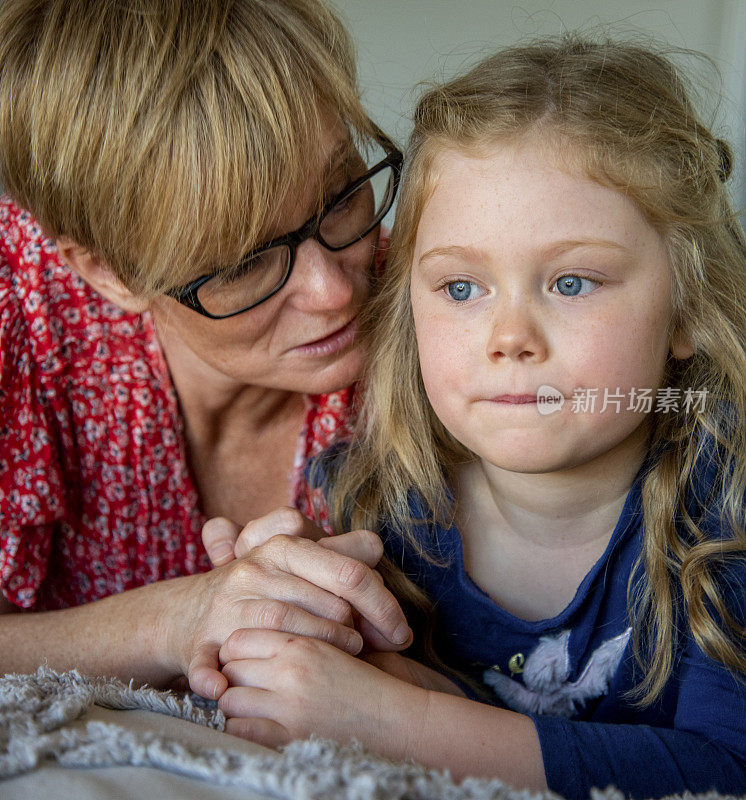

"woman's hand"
[218, 628, 428, 756]
[175, 508, 412, 700]
[201, 508, 329, 566]
[201, 506, 413, 648]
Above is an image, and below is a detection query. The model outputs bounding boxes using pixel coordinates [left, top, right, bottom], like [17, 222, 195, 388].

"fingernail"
[211, 543, 234, 565]
[346, 631, 363, 655]
[390, 622, 412, 645]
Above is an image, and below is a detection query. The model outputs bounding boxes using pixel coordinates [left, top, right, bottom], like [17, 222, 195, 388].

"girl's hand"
[362, 651, 467, 697]
[172, 510, 412, 700]
[218, 628, 428, 755]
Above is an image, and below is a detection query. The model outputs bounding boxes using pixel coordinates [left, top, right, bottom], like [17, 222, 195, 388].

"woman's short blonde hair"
[0, 0, 373, 295]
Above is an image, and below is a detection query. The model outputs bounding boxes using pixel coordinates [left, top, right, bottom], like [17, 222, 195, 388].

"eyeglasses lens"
[195, 163, 395, 317]
[319, 164, 394, 248]
[196, 245, 291, 317]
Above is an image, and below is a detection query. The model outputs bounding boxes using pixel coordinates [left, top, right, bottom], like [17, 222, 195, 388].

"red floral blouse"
[0, 197, 358, 610]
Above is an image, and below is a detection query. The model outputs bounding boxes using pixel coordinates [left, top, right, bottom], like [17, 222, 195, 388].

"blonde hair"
[0, 0, 373, 295]
[318, 37, 746, 706]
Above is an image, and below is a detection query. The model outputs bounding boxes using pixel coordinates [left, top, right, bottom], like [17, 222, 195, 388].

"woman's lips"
[293, 317, 359, 357]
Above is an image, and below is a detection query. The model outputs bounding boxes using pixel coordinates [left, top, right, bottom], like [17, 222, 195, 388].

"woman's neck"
[153, 314, 301, 445]
[151, 314, 307, 523]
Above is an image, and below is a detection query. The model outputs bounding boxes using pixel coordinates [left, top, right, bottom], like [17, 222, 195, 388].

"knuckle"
[255, 599, 291, 630]
[261, 532, 296, 558]
[285, 668, 308, 695]
[273, 507, 306, 535]
[229, 558, 263, 586]
[335, 558, 371, 593]
[318, 623, 339, 645]
[281, 642, 316, 680]
[224, 627, 250, 650]
[271, 533, 296, 548]
[371, 595, 401, 624]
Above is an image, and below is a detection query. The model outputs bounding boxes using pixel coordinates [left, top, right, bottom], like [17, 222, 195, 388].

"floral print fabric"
[0, 197, 356, 610]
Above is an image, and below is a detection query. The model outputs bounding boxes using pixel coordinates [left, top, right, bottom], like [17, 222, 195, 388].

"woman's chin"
[290, 346, 365, 395]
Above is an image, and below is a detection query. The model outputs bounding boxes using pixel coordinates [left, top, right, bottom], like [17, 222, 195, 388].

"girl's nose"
[287, 238, 357, 312]
[486, 300, 548, 362]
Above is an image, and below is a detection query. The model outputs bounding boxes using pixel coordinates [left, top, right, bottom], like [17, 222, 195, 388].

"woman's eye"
[445, 280, 483, 301]
[553, 275, 599, 297]
[325, 195, 352, 218]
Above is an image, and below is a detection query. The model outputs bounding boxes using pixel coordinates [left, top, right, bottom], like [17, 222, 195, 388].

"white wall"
[333, 0, 746, 217]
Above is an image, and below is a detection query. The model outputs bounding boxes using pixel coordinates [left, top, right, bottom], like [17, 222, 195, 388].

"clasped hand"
[196, 508, 464, 752]
[180, 507, 411, 699]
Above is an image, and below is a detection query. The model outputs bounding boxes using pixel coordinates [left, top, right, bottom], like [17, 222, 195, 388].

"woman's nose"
[486, 299, 548, 362]
[287, 238, 358, 312]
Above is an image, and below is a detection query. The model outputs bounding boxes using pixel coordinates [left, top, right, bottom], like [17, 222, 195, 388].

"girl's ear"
[55, 236, 149, 314]
[669, 329, 695, 360]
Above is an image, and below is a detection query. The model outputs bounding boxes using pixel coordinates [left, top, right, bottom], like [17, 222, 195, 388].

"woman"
[0, 0, 410, 699]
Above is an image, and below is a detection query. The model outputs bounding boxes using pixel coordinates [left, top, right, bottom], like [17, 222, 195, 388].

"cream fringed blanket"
[0, 668, 737, 800]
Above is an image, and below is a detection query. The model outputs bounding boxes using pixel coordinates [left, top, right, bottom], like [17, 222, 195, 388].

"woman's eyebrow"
[315, 140, 358, 208]
[323, 139, 357, 181]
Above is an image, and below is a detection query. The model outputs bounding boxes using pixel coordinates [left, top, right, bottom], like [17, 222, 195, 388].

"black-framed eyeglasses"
[167, 136, 403, 319]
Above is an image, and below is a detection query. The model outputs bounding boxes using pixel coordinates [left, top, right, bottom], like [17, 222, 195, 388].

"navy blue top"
[309, 447, 746, 799]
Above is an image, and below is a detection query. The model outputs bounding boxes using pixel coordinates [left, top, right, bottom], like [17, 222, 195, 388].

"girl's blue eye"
[446, 280, 478, 301]
[554, 275, 597, 297]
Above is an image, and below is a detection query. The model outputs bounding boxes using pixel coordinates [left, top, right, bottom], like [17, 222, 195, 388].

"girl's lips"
[490, 395, 538, 404]
[293, 317, 359, 357]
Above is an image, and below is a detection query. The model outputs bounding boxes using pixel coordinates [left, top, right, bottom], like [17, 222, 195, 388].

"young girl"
[214, 38, 746, 798]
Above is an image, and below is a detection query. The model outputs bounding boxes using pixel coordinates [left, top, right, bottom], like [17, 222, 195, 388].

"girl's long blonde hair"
[317, 37, 746, 706]
[0, 0, 373, 296]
